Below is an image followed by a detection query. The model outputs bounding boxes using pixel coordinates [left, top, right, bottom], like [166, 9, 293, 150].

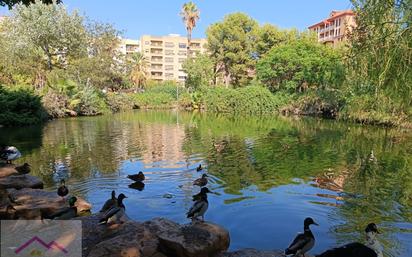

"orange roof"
[308, 10, 354, 29]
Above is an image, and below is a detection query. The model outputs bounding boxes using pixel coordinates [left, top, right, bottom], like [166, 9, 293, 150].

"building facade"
[118, 38, 141, 57]
[308, 10, 356, 46]
[140, 34, 207, 82]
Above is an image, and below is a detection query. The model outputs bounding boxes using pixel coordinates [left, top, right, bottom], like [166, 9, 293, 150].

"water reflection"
[1, 111, 411, 256]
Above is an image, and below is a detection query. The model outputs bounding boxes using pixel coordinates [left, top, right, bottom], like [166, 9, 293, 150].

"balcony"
[151, 72, 163, 78]
[151, 64, 163, 71]
[190, 43, 201, 49]
[126, 45, 139, 52]
[151, 57, 163, 63]
[151, 41, 163, 47]
[150, 49, 163, 55]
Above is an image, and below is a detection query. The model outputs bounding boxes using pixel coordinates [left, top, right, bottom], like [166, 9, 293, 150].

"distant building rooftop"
[308, 10, 354, 29]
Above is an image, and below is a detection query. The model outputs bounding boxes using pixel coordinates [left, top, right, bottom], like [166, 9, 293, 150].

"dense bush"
[105, 92, 135, 112]
[256, 40, 345, 93]
[202, 86, 278, 115]
[0, 86, 47, 126]
[132, 92, 175, 109]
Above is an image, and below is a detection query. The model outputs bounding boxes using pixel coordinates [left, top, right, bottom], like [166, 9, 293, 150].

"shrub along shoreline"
[3, 82, 410, 129]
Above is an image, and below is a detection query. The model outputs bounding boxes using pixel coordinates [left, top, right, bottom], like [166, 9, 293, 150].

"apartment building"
[140, 34, 207, 82]
[118, 38, 141, 56]
[308, 10, 356, 46]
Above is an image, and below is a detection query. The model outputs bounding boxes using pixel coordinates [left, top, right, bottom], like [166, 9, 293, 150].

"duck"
[100, 190, 117, 213]
[57, 179, 69, 201]
[315, 223, 382, 257]
[193, 174, 208, 187]
[127, 171, 145, 182]
[45, 196, 78, 220]
[196, 164, 203, 172]
[187, 187, 214, 223]
[285, 217, 319, 257]
[0, 146, 21, 164]
[99, 193, 127, 225]
[15, 163, 31, 175]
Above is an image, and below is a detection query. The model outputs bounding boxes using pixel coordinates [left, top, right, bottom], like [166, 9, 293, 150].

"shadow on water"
[2, 110, 412, 256]
[0, 124, 43, 153]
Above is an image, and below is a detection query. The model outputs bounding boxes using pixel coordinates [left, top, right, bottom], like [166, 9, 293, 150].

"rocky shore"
[0, 164, 291, 257]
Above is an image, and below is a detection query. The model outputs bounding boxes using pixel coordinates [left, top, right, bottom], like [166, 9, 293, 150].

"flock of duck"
[1, 146, 384, 257]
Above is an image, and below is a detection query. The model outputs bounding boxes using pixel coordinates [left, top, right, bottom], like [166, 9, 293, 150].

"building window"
[145, 41, 150, 45]
[165, 73, 174, 78]
[178, 50, 186, 56]
[165, 50, 174, 55]
[178, 58, 186, 63]
[178, 76, 186, 80]
[165, 65, 174, 71]
[165, 42, 174, 47]
[165, 57, 174, 63]
[178, 43, 187, 49]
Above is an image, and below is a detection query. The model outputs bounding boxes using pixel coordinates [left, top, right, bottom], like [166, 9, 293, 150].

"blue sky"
[0, 0, 352, 39]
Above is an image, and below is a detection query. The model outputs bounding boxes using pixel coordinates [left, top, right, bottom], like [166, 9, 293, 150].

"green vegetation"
[0, 0, 411, 127]
[0, 86, 46, 126]
[341, 0, 412, 126]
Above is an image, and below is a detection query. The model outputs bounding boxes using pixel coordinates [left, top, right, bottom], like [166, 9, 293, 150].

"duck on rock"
[57, 179, 69, 201]
[0, 146, 21, 164]
[285, 217, 319, 257]
[187, 187, 215, 223]
[193, 174, 208, 187]
[99, 193, 128, 225]
[127, 171, 145, 182]
[100, 190, 117, 213]
[15, 163, 31, 175]
[45, 196, 78, 220]
[316, 223, 383, 257]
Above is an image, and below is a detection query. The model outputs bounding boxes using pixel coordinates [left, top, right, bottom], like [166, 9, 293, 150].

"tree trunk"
[44, 44, 53, 70]
[187, 28, 192, 58]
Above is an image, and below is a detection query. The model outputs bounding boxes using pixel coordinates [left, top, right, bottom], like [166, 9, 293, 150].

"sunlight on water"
[1, 110, 411, 256]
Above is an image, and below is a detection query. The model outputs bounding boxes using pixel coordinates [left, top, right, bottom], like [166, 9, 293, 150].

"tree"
[348, 0, 412, 106]
[182, 53, 214, 90]
[0, 0, 61, 9]
[4, 0, 86, 72]
[128, 52, 148, 88]
[256, 40, 344, 93]
[180, 1, 200, 57]
[69, 21, 123, 90]
[206, 13, 258, 87]
[255, 24, 289, 58]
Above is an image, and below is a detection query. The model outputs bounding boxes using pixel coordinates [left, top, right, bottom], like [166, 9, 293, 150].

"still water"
[1, 110, 411, 256]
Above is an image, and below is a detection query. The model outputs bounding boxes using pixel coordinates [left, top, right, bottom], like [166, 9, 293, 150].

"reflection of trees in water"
[181, 113, 412, 256]
[4, 111, 411, 256]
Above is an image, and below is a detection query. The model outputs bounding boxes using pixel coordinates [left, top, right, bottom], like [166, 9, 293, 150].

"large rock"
[0, 174, 43, 189]
[0, 165, 19, 178]
[7, 188, 91, 219]
[78, 215, 230, 257]
[218, 249, 285, 257]
[78, 214, 162, 257]
[144, 218, 230, 257]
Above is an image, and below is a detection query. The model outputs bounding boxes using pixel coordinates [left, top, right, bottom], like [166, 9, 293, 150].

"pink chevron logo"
[14, 236, 68, 254]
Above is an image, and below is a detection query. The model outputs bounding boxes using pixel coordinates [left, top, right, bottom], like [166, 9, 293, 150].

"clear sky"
[0, 0, 352, 39]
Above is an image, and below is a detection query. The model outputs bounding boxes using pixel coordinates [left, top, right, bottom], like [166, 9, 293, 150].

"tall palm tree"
[129, 52, 148, 89]
[180, 1, 200, 57]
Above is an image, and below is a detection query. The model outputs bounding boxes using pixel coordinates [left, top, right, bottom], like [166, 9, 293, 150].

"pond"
[1, 110, 411, 256]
